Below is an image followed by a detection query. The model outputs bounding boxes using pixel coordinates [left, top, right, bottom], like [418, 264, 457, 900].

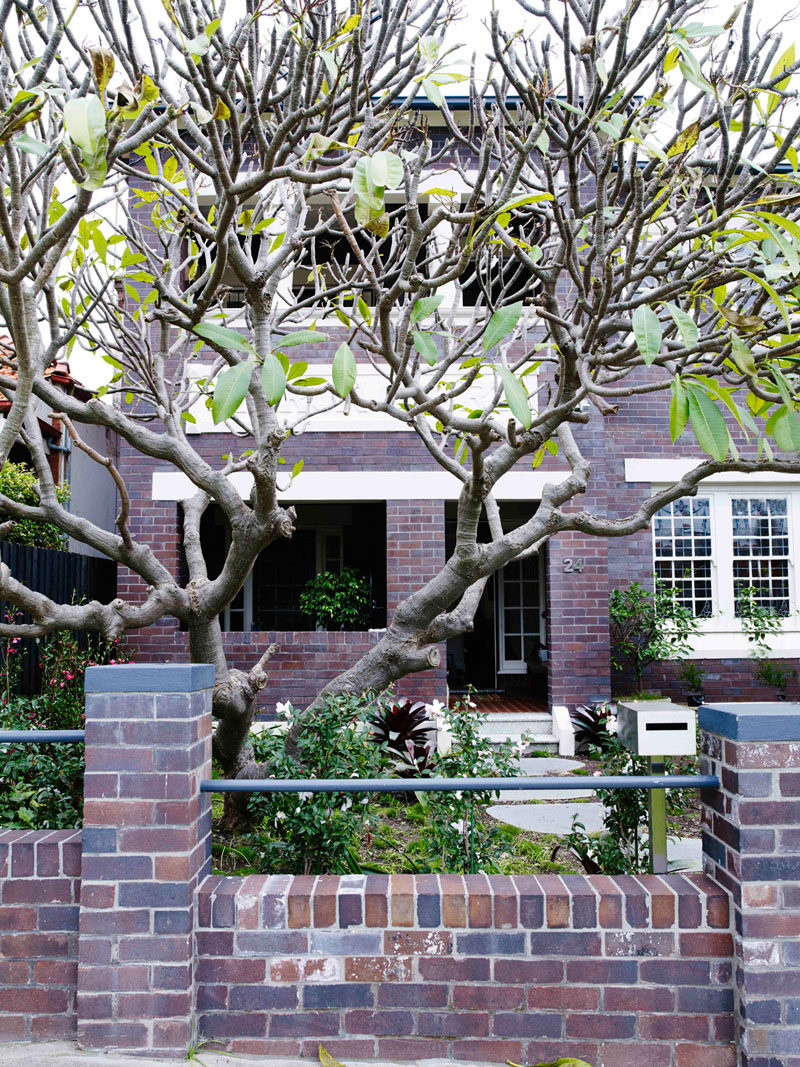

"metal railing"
[201, 772, 719, 875]
[201, 773, 718, 794]
[1, 730, 719, 875]
[0, 730, 85, 743]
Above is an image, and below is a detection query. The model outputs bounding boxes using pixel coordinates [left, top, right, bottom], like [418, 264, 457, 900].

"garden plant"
[0, 0, 797, 797]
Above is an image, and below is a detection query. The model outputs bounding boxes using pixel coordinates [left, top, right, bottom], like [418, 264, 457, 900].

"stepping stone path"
[488, 755, 702, 870]
[512, 756, 597, 801]
[489, 800, 605, 836]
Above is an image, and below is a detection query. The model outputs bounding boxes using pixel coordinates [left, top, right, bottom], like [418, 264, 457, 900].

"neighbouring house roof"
[0, 335, 94, 443]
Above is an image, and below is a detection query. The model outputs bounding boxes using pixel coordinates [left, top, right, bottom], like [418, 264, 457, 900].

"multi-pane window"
[651, 490, 798, 633]
[653, 498, 713, 617]
[498, 554, 543, 671]
[732, 497, 791, 617]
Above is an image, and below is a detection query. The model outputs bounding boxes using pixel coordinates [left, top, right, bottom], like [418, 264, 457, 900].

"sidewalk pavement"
[0, 1042, 493, 1067]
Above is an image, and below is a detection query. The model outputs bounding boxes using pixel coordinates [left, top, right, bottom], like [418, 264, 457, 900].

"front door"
[496, 551, 546, 681]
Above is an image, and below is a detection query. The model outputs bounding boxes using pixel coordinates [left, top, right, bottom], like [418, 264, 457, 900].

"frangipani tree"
[0, 0, 800, 783]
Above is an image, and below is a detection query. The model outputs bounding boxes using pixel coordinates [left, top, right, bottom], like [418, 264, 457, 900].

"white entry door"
[496, 553, 545, 674]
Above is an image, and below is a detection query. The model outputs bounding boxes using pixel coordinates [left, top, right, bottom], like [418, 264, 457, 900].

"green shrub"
[0, 628, 131, 829]
[299, 567, 371, 630]
[0, 698, 84, 828]
[0, 460, 70, 550]
[609, 580, 700, 696]
[245, 692, 392, 874]
[234, 691, 526, 876]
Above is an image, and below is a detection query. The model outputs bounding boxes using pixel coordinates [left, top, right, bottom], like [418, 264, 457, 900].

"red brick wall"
[0, 829, 81, 1041]
[118, 369, 787, 709]
[195, 871, 735, 1065]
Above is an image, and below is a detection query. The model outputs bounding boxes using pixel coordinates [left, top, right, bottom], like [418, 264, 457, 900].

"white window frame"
[496, 551, 546, 674]
[651, 485, 800, 658]
[223, 526, 343, 633]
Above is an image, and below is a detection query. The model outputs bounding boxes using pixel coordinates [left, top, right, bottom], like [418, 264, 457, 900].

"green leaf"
[729, 333, 757, 376]
[412, 331, 438, 365]
[767, 43, 795, 115]
[687, 385, 730, 461]
[63, 94, 108, 189]
[419, 36, 440, 64]
[410, 295, 444, 325]
[679, 58, 715, 94]
[422, 78, 444, 108]
[194, 322, 255, 353]
[631, 304, 662, 364]
[666, 303, 698, 349]
[352, 156, 384, 225]
[15, 133, 49, 156]
[286, 362, 308, 382]
[773, 408, 800, 452]
[187, 32, 211, 56]
[332, 342, 357, 398]
[212, 360, 253, 424]
[63, 95, 107, 159]
[496, 367, 532, 429]
[276, 330, 327, 347]
[292, 458, 304, 479]
[482, 301, 523, 353]
[670, 377, 689, 442]
[261, 352, 287, 406]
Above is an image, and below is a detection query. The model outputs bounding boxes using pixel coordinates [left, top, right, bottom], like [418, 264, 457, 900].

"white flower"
[451, 820, 464, 834]
[276, 700, 293, 718]
[454, 790, 463, 800]
[606, 716, 619, 735]
[341, 797, 352, 812]
[426, 698, 446, 722]
[274, 810, 286, 824]
[297, 791, 312, 802]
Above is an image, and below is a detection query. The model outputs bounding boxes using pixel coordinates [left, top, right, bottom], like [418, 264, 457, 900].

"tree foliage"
[0, 0, 799, 778]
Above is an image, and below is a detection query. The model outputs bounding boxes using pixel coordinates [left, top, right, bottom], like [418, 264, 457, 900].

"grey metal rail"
[0, 730, 86, 743]
[201, 774, 719, 794]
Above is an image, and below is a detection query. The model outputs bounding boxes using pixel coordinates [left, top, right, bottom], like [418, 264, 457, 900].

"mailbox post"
[616, 699, 697, 874]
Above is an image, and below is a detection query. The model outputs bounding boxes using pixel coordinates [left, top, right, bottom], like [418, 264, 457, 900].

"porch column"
[386, 499, 447, 703]
[546, 532, 611, 709]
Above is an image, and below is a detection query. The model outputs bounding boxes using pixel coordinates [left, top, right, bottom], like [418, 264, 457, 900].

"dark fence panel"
[0, 542, 116, 694]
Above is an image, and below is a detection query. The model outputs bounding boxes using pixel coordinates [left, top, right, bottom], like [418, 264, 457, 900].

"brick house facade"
[117, 342, 800, 716]
[110, 113, 800, 719]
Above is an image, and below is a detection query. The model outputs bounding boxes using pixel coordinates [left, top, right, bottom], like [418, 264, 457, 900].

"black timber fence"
[0, 541, 116, 694]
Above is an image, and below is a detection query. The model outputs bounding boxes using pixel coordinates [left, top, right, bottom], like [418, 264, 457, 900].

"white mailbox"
[616, 699, 697, 757]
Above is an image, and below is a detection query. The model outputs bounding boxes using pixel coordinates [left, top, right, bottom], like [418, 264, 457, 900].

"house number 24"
[563, 558, 585, 573]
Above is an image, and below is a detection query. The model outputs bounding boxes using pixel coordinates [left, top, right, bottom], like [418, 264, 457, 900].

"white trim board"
[151, 469, 570, 502]
[625, 459, 800, 485]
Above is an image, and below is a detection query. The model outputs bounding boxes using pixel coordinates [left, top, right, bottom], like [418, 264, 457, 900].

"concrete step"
[478, 712, 558, 753]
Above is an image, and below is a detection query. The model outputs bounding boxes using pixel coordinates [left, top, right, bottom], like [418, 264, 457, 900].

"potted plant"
[299, 567, 372, 630]
[755, 660, 797, 702]
[678, 661, 706, 707]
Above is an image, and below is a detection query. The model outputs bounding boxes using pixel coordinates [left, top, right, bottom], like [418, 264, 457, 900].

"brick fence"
[1, 664, 799, 1065]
